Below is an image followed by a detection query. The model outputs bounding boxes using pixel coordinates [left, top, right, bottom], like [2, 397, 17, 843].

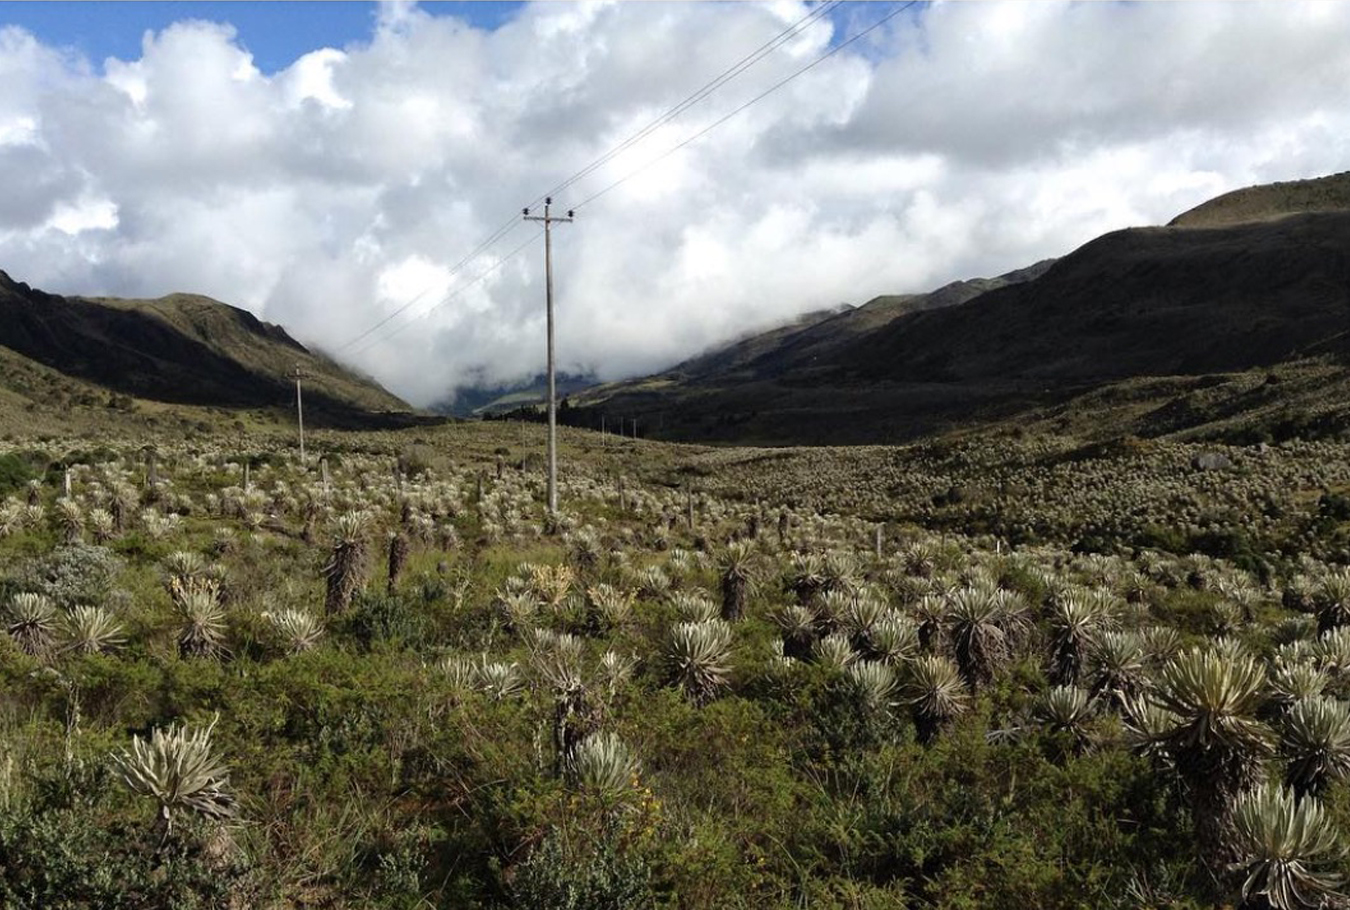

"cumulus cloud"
[1, 1, 1349, 405]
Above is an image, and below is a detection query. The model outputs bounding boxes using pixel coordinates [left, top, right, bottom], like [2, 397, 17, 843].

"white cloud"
[46, 197, 119, 235]
[0, 114, 39, 147]
[283, 48, 353, 111]
[1, 1, 1349, 406]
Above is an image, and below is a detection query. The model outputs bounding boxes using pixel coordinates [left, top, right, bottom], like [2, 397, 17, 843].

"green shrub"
[17, 543, 123, 609]
[339, 591, 430, 651]
[511, 827, 657, 910]
[0, 761, 256, 910]
[396, 446, 435, 479]
[0, 451, 44, 498]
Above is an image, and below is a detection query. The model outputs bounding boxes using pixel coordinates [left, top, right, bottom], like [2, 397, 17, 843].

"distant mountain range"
[3, 170, 1348, 445]
[565, 171, 1350, 445]
[0, 271, 420, 428]
[433, 371, 600, 418]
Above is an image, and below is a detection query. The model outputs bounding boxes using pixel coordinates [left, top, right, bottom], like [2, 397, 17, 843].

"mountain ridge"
[575, 259, 1055, 414]
[1169, 171, 1350, 228]
[566, 173, 1350, 445]
[0, 270, 423, 428]
[6, 169, 1350, 445]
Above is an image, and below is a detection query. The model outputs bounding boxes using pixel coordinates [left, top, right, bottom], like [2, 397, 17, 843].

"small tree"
[1153, 648, 1272, 874]
[323, 511, 370, 616]
[945, 585, 1009, 689]
[171, 578, 227, 659]
[902, 654, 970, 744]
[1281, 696, 1350, 798]
[718, 540, 756, 622]
[1046, 589, 1115, 685]
[668, 620, 732, 705]
[5, 592, 57, 656]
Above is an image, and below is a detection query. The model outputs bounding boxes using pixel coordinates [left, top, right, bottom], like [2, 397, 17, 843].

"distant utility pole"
[292, 365, 306, 467]
[523, 197, 574, 516]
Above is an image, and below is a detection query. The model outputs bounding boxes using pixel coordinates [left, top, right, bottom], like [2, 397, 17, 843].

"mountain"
[0, 270, 421, 428]
[567, 173, 1350, 446]
[850, 212, 1350, 385]
[435, 371, 600, 417]
[652, 263, 1056, 389]
[1169, 171, 1350, 228]
[568, 261, 1055, 443]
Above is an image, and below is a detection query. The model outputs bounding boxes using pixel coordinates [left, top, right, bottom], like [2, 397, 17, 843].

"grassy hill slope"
[852, 212, 1350, 384]
[568, 175, 1350, 446]
[0, 271, 423, 428]
[1169, 170, 1350, 227]
[571, 261, 1053, 443]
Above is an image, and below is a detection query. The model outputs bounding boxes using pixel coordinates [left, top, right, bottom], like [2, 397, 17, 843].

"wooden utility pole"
[292, 365, 306, 467]
[523, 197, 574, 515]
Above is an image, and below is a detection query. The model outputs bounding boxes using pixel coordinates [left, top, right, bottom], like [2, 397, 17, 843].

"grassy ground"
[2, 408, 1350, 908]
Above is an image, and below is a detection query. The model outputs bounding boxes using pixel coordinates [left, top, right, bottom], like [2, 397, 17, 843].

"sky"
[1, 1, 1348, 406]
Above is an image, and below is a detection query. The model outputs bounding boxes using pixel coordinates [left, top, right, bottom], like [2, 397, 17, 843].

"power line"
[571, 0, 919, 212]
[537, 0, 841, 204]
[332, 2, 860, 356]
[334, 214, 524, 354]
[346, 227, 543, 357]
[334, 3, 843, 353]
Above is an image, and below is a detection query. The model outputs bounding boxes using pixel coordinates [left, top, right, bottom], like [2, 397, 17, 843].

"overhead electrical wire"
[345, 227, 544, 357]
[332, 1, 847, 356]
[535, 0, 841, 205]
[570, 0, 920, 212]
[333, 213, 523, 354]
[342, 2, 918, 357]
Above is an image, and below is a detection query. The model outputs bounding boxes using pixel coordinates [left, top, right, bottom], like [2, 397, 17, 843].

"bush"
[244, 452, 288, 470]
[396, 446, 435, 479]
[510, 828, 657, 910]
[339, 591, 430, 651]
[0, 451, 45, 498]
[1319, 491, 1350, 522]
[0, 762, 255, 910]
[17, 543, 123, 609]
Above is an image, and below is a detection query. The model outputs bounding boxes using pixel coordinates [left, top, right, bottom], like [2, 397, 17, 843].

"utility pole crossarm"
[521, 196, 575, 517]
[523, 209, 575, 226]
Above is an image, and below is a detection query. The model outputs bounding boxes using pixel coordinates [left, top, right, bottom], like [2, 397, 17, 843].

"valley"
[1, 172, 1349, 910]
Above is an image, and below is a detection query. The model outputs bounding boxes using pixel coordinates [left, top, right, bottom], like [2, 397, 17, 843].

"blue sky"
[0, 2, 909, 73]
[0, 1, 527, 72]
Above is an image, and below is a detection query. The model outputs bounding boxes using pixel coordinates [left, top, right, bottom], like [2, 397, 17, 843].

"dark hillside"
[652, 260, 1056, 388]
[569, 200, 1350, 445]
[569, 260, 1052, 442]
[851, 212, 1350, 384]
[1169, 171, 1350, 227]
[0, 270, 421, 428]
